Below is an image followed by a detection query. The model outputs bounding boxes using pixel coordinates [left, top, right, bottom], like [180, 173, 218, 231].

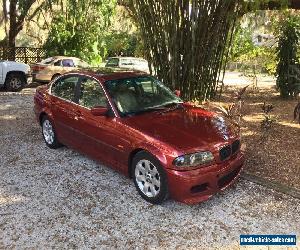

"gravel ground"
[0, 88, 299, 249]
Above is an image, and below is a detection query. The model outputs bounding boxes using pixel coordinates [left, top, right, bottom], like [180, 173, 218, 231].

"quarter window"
[53, 60, 62, 66]
[51, 76, 79, 102]
[79, 78, 107, 109]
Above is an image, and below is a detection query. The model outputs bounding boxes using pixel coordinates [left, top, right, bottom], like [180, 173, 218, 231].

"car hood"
[124, 106, 240, 153]
[0, 60, 29, 69]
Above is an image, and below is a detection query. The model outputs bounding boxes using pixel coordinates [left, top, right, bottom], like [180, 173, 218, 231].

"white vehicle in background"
[105, 57, 150, 73]
[0, 60, 32, 91]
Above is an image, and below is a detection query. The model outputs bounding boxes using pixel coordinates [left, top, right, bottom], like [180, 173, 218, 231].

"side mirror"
[174, 90, 181, 97]
[91, 106, 108, 116]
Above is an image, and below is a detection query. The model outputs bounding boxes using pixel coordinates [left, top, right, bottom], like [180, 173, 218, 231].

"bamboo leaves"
[132, 0, 240, 101]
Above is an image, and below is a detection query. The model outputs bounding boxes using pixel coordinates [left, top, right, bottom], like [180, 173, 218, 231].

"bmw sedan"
[34, 70, 245, 204]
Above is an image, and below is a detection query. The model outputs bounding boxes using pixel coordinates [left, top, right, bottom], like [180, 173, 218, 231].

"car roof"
[69, 67, 149, 82]
[50, 56, 82, 60]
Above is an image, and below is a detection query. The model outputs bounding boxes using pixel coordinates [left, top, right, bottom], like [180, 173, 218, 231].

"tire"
[131, 151, 168, 204]
[51, 74, 60, 81]
[5, 73, 26, 91]
[41, 116, 62, 149]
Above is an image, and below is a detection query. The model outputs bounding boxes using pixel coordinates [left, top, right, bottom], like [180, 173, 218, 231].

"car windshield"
[105, 76, 182, 116]
[74, 59, 89, 68]
[106, 58, 119, 67]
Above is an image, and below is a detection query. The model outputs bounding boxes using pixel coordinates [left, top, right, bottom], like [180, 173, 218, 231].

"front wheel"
[132, 151, 168, 204]
[41, 116, 62, 149]
[5, 73, 26, 91]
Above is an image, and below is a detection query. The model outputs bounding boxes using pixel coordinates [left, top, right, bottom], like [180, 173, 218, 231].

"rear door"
[50, 75, 81, 147]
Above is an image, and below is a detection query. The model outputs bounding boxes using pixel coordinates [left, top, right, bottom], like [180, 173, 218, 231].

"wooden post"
[24, 47, 27, 64]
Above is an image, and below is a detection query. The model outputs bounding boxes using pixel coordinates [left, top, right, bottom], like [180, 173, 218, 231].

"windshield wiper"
[123, 106, 166, 117]
[123, 102, 183, 117]
[158, 102, 184, 114]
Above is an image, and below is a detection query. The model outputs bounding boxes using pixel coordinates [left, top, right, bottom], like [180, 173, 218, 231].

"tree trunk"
[8, 0, 18, 48]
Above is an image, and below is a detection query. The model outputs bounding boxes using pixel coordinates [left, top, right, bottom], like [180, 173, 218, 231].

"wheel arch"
[51, 73, 61, 81]
[38, 109, 54, 126]
[128, 148, 145, 178]
[5, 70, 26, 79]
[39, 112, 48, 126]
[128, 146, 168, 178]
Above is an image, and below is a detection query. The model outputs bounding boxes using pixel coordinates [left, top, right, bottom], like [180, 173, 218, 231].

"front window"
[105, 76, 182, 116]
[74, 59, 89, 68]
[79, 77, 108, 109]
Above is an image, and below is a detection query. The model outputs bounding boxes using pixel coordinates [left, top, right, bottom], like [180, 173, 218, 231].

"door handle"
[74, 110, 82, 121]
[75, 110, 82, 116]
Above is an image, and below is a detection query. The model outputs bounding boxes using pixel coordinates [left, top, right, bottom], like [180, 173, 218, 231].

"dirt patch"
[211, 78, 300, 191]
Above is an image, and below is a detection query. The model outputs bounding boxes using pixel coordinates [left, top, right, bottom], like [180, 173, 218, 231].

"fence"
[0, 47, 46, 64]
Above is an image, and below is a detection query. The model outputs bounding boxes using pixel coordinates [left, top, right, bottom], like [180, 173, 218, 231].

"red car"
[34, 70, 245, 204]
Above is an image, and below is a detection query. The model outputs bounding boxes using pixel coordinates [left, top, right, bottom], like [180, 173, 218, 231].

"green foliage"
[275, 14, 300, 98]
[229, 25, 277, 75]
[132, 0, 243, 101]
[44, 0, 116, 65]
[104, 31, 143, 57]
[229, 26, 256, 62]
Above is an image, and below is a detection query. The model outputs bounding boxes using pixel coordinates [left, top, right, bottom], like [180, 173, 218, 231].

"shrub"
[275, 15, 300, 98]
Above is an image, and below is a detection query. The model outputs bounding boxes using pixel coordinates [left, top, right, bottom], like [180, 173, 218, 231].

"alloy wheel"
[135, 159, 161, 198]
[42, 119, 55, 145]
[10, 77, 22, 90]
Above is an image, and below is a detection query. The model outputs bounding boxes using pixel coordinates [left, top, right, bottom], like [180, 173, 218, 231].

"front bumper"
[166, 152, 245, 204]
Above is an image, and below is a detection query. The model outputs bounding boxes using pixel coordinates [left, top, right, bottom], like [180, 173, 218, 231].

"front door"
[73, 76, 130, 170]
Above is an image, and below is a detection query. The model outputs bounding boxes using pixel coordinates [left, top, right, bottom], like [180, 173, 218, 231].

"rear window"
[40, 57, 55, 64]
[120, 58, 133, 66]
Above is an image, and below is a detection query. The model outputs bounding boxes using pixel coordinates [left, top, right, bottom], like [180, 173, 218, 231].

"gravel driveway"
[0, 89, 299, 249]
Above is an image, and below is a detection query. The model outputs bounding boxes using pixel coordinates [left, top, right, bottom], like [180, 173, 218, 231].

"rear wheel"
[41, 116, 62, 149]
[132, 151, 168, 204]
[5, 73, 26, 91]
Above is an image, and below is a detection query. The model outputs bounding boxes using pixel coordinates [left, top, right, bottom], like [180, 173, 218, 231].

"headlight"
[173, 151, 214, 167]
